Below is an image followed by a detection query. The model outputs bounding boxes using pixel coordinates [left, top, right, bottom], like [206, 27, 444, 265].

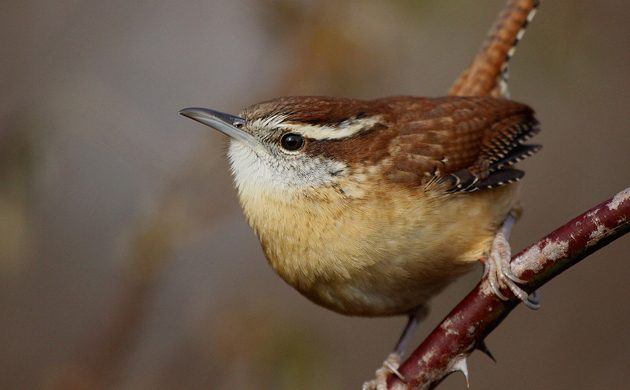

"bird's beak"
[179, 107, 260, 149]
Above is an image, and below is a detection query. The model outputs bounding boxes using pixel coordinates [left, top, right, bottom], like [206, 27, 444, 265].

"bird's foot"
[483, 229, 540, 310]
[362, 352, 405, 390]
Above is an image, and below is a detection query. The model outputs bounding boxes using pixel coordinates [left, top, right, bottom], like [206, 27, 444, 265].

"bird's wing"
[384, 96, 541, 192]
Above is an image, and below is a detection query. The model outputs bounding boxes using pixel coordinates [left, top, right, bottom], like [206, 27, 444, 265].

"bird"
[179, 94, 541, 328]
[179, 1, 543, 385]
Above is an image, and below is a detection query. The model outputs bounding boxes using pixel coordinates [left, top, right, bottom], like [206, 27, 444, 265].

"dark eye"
[280, 133, 304, 151]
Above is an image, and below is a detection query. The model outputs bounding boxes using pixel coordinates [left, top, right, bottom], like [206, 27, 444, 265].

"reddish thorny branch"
[387, 187, 630, 389]
[380, 2, 629, 389]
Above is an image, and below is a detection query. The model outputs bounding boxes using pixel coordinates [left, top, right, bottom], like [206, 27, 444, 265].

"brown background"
[1, 1, 629, 389]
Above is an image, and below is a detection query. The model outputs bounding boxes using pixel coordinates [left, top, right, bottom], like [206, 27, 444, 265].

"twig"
[387, 187, 630, 389]
[385, 2, 630, 388]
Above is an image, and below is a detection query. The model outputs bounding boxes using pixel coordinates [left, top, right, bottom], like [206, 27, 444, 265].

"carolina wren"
[180, 96, 540, 318]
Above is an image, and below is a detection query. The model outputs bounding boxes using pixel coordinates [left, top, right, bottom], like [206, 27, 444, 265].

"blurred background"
[1, 0, 629, 389]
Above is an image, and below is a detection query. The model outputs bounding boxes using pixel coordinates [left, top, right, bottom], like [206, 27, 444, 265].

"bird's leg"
[393, 305, 428, 356]
[483, 212, 540, 309]
[363, 307, 427, 390]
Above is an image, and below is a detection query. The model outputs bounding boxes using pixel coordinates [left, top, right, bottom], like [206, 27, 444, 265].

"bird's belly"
[249, 184, 518, 317]
[308, 249, 477, 316]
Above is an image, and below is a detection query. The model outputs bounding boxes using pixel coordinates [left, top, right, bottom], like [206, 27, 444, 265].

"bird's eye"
[280, 133, 305, 151]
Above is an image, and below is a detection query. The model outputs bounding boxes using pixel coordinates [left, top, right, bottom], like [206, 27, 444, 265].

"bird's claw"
[362, 352, 405, 390]
[484, 230, 540, 310]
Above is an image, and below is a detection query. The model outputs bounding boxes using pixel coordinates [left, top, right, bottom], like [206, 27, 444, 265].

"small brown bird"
[180, 95, 540, 323]
[180, 1, 543, 386]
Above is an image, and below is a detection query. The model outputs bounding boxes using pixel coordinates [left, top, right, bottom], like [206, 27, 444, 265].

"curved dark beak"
[179, 107, 259, 149]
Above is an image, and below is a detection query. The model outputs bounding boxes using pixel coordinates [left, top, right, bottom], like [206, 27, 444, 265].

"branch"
[387, 187, 630, 389]
[381, 2, 630, 389]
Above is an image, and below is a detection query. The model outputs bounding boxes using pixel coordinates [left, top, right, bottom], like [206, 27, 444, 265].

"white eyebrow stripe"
[278, 116, 382, 140]
[249, 114, 288, 130]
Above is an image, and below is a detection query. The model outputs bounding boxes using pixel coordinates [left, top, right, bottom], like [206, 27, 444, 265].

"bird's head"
[180, 96, 389, 197]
